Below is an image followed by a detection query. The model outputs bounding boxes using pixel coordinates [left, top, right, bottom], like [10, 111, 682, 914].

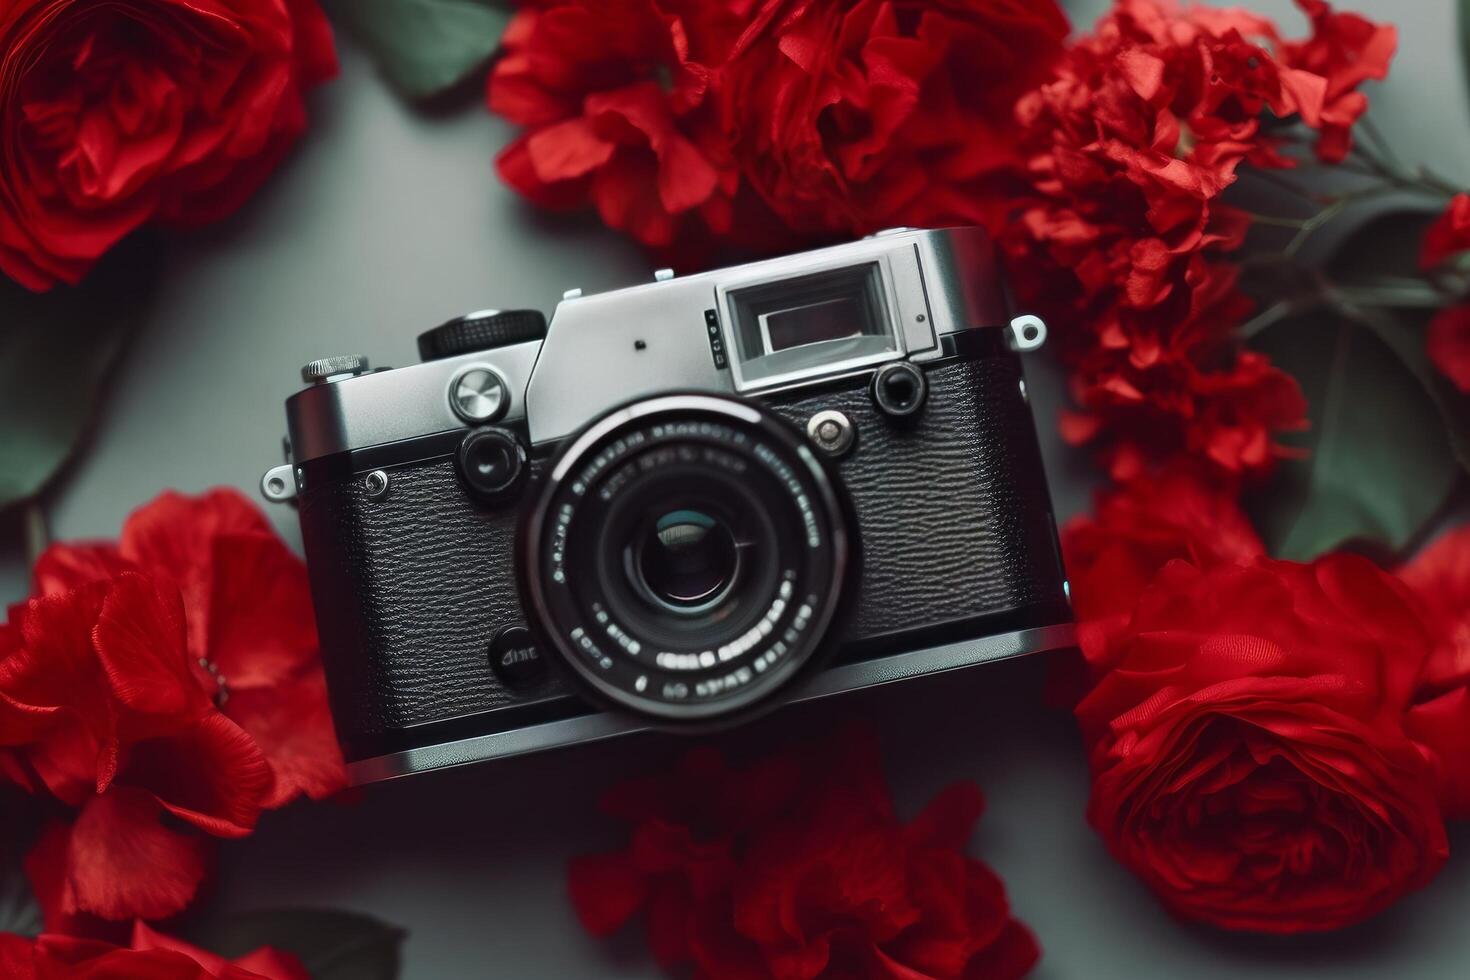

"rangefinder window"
[728, 262, 897, 386]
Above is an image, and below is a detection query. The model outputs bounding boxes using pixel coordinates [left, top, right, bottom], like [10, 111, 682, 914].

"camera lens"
[518, 394, 851, 725]
[635, 510, 740, 612]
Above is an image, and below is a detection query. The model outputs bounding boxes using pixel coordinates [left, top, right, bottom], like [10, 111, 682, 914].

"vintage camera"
[262, 227, 1073, 784]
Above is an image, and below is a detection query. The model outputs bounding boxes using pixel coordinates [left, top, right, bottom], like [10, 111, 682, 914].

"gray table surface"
[3, 1, 1468, 976]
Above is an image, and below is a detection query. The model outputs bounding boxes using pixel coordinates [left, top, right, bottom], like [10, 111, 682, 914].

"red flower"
[33, 489, 345, 809]
[1420, 193, 1470, 270]
[1401, 525, 1470, 819]
[0, 0, 336, 291]
[2, 489, 343, 930]
[0, 921, 307, 979]
[718, 0, 1070, 236]
[488, 0, 767, 252]
[1, 574, 272, 929]
[1274, 0, 1396, 162]
[1076, 554, 1448, 933]
[1062, 466, 1263, 665]
[1000, 0, 1393, 478]
[568, 728, 1039, 979]
[1425, 303, 1470, 393]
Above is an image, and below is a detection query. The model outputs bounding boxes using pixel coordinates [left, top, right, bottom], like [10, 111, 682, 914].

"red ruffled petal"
[47, 789, 211, 922]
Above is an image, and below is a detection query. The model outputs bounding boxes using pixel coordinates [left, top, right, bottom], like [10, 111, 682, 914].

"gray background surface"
[3, 0, 1469, 975]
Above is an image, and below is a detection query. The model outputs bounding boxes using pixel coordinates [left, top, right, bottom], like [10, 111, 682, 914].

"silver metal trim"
[806, 409, 856, 456]
[301, 354, 369, 384]
[1008, 315, 1047, 352]
[260, 463, 296, 502]
[345, 622, 1075, 784]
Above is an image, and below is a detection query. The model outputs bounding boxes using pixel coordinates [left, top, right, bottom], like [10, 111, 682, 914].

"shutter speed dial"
[417, 309, 547, 361]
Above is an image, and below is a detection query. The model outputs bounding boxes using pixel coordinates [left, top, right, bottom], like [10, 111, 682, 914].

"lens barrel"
[518, 394, 851, 724]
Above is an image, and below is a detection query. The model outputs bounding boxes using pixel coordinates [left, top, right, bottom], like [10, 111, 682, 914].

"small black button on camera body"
[488, 625, 545, 688]
[871, 361, 928, 418]
[457, 427, 526, 503]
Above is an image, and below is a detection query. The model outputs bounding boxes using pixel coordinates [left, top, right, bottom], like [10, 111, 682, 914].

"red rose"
[0, 0, 336, 290]
[1421, 193, 1470, 270]
[34, 489, 345, 809]
[488, 0, 772, 253]
[2, 574, 272, 928]
[1076, 554, 1448, 933]
[718, 0, 1069, 236]
[0, 921, 306, 979]
[1401, 525, 1470, 819]
[568, 728, 1040, 979]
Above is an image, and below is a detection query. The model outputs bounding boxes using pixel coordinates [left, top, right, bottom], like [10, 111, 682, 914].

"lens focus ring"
[517, 395, 851, 725]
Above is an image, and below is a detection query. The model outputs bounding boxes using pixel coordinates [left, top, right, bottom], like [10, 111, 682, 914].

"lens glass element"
[635, 510, 740, 612]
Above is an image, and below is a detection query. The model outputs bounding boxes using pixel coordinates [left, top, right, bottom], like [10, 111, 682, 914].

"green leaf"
[185, 908, 404, 980]
[0, 240, 160, 515]
[321, 0, 515, 101]
[1325, 209, 1470, 475]
[0, 856, 41, 938]
[1461, 0, 1470, 121]
[1248, 310, 1460, 561]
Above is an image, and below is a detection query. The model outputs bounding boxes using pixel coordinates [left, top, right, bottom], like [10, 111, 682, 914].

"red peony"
[0, 921, 306, 979]
[1420, 193, 1470, 270]
[568, 728, 1039, 979]
[1076, 554, 1447, 933]
[0, 0, 337, 291]
[1000, 0, 1394, 478]
[1, 489, 343, 931]
[718, 0, 1070, 237]
[488, 0, 769, 252]
[1401, 525, 1470, 820]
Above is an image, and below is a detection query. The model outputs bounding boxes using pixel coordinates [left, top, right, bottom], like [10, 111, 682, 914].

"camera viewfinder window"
[728, 262, 897, 385]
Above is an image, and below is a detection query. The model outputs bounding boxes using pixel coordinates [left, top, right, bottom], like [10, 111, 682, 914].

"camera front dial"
[518, 395, 852, 724]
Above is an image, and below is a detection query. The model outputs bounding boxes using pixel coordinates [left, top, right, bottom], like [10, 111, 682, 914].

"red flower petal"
[93, 574, 207, 723]
[224, 669, 346, 808]
[32, 543, 134, 596]
[119, 490, 272, 664]
[53, 788, 211, 922]
[204, 533, 318, 691]
[123, 711, 271, 837]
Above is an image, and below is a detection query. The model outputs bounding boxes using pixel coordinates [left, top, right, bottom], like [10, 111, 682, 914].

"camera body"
[263, 227, 1073, 784]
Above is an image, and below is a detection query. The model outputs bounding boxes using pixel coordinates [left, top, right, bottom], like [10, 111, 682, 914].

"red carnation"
[1076, 554, 1448, 933]
[488, 0, 769, 253]
[0, 0, 337, 290]
[0, 921, 306, 979]
[1401, 525, 1470, 819]
[1421, 193, 1470, 270]
[1274, 0, 1396, 161]
[568, 728, 1039, 979]
[718, 0, 1069, 236]
[1001, 0, 1394, 478]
